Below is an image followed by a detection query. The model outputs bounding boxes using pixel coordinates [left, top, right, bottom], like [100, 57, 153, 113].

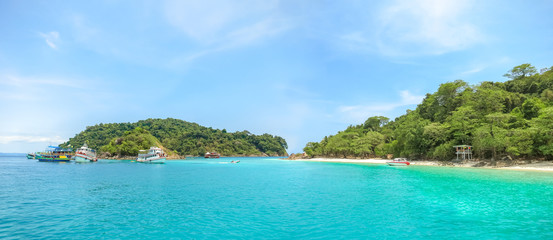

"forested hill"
[60, 118, 288, 157]
[304, 64, 553, 161]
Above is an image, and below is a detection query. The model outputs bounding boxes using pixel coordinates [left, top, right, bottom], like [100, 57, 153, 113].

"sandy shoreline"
[290, 158, 553, 172]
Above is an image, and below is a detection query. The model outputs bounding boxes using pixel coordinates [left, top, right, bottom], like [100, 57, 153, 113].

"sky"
[1, 0, 552, 153]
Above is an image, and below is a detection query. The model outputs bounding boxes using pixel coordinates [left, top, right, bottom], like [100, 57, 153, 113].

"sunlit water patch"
[1, 156, 553, 239]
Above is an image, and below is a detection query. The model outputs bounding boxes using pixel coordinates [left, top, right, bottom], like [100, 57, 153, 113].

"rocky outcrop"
[287, 153, 309, 160]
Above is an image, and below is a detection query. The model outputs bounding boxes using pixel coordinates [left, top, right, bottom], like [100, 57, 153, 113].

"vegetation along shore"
[301, 64, 553, 165]
[56, 64, 553, 167]
[286, 157, 553, 172]
[60, 118, 288, 159]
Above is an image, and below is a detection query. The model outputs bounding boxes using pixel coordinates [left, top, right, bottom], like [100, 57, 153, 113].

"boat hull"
[204, 152, 221, 158]
[386, 162, 410, 166]
[137, 157, 166, 164]
[75, 155, 97, 162]
[37, 157, 71, 162]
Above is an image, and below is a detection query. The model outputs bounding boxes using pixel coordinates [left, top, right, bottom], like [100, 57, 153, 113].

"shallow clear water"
[1, 156, 553, 239]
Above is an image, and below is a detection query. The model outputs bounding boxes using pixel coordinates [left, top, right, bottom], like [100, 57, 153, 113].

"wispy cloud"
[164, 0, 279, 42]
[337, 90, 424, 123]
[175, 17, 292, 64]
[0, 135, 65, 144]
[461, 66, 485, 75]
[340, 0, 485, 57]
[39, 31, 60, 49]
[378, 0, 484, 56]
[0, 73, 111, 108]
[164, 0, 292, 64]
[456, 56, 512, 78]
[0, 74, 82, 89]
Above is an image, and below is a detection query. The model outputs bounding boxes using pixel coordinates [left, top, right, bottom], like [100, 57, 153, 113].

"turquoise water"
[2, 157, 553, 239]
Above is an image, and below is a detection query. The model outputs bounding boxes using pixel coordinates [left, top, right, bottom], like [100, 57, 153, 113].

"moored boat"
[36, 146, 73, 162]
[26, 152, 36, 159]
[387, 158, 410, 166]
[137, 147, 166, 163]
[205, 152, 221, 158]
[74, 143, 98, 162]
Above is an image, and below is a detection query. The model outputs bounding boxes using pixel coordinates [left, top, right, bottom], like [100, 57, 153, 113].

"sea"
[1, 156, 553, 239]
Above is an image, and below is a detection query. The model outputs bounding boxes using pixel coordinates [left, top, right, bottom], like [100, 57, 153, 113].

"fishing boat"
[387, 158, 410, 166]
[137, 147, 166, 163]
[74, 143, 98, 162]
[36, 146, 73, 162]
[205, 152, 221, 158]
[26, 152, 36, 159]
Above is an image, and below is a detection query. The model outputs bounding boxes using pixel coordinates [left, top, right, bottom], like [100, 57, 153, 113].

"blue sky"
[1, 0, 552, 153]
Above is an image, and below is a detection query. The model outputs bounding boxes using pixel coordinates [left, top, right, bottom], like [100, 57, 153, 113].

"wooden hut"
[453, 145, 472, 160]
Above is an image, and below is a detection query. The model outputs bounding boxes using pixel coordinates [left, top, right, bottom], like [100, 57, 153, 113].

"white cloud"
[0, 74, 82, 89]
[0, 74, 89, 102]
[174, 16, 292, 64]
[164, 0, 292, 63]
[377, 0, 483, 56]
[164, 0, 279, 42]
[461, 66, 485, 75]
[0, 72, 118, 152]
[337, 90, 424, 123]
[398, 90, 424, 105]
[339, 31, 373, 52]
[0, 135, 65, 144]
[39, 31, 60, 49]
[341, 0, 484, 56]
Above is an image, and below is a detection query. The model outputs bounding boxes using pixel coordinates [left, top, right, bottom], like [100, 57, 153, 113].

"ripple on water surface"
[1, 157, 553, 239]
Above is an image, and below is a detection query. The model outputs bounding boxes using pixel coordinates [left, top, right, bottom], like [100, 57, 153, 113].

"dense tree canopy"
[99, 127, 161, 156]
[304, 64, 553, 160]
[61, 118, 288, 157]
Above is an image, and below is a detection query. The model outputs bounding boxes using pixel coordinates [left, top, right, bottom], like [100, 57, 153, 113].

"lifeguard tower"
[454, 145, 472, 160]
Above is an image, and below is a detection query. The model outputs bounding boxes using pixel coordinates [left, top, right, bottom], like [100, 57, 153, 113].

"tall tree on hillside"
[363, 116, 389, 132]
[418, 80, 469, 122]
[503, 63, 537, 80]
[531, 107, 553, 159]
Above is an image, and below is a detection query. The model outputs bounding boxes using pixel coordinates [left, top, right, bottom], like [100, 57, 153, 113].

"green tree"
[521, 98, 545, 119]
[304, 63, 553, 162]
[363, 116, 389, 131]
[63, 118, 288, 157]
[503, 63, 537, 80]
[531, 107, 553, 158]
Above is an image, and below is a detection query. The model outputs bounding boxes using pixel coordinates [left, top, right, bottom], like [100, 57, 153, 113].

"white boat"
[137, 147, 166, 163]
[74, 143, 98, 162]
[205, 152, 221, 158]
[387, 158, 410, 166]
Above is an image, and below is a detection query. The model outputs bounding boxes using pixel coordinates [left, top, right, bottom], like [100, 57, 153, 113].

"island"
[60, 118, 288, 159]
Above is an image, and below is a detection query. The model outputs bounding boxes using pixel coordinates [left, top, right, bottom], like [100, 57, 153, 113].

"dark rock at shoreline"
[412, 158, 546, 168]
[287, 153, 309, 160]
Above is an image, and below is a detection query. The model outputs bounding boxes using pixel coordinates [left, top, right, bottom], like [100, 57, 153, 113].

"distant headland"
[60, 118, 288, 159]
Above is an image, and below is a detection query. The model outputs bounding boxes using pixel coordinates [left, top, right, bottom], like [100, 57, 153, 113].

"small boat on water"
[36, 146, 73, 162]
[230, 160, 240, 163]
[26, 152, 36, 159]
[205, 152, 221, 158]
[74, 143, 98, 162]
[137, 147, 166, 163]
[387, 158, 410, 166]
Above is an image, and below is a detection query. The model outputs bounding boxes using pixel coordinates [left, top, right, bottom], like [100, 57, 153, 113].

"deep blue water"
[1, 156, 553, 239]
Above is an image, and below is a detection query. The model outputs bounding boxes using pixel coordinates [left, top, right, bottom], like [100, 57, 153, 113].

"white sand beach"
[501, 162, 553, 172]
[297, 158, 389, 164]
[289, 158, 553, 172]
